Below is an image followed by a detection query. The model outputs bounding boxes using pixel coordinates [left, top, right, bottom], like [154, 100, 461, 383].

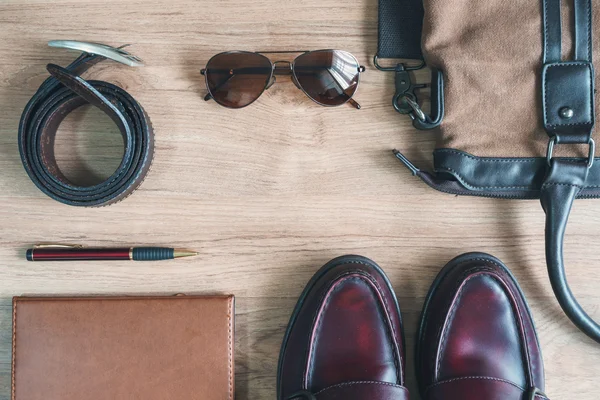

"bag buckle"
[546, 136, 595, 169]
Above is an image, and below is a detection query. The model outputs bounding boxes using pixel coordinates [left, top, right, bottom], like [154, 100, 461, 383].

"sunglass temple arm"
[347, 65, 365, 109]
[349, 98, 361, 109]
[200, 69, 214, 101]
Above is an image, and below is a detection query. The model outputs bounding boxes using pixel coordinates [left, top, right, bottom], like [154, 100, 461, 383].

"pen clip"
[33, 243, 85, 249]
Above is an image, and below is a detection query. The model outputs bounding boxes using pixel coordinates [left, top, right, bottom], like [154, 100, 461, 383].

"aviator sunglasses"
[200, 50, 365, 109]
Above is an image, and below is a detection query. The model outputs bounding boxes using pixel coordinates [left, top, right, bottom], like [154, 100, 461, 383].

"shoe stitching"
[306, 272, 400, 386]
[436, 275, 470, 378]
[430, 264, 495, 380]
[425, 376, 550, 399]
[421, 263, 495, 368]
[499, 273, 536, 389]
[430, 258, 537, 390]
[314, 380, 409, 395]
[304, 261, 403, 388]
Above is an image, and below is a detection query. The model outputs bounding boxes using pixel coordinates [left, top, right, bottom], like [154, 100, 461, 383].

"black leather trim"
[542, 0, 562, 63]
[543, 0, 593, 63]
[433, 149, 600, 191]
[542, 62, 595, 141]
[574, 0, 593, 61]
[393, 149, 600, 199]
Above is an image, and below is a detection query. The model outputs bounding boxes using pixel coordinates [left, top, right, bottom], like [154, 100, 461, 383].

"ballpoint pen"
[26, 244, 198, 261]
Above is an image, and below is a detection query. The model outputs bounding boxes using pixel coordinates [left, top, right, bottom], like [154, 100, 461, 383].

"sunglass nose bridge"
[273, 60, 293, 75]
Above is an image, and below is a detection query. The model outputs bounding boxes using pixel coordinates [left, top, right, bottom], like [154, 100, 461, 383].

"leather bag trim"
[433, 148, 600, 192]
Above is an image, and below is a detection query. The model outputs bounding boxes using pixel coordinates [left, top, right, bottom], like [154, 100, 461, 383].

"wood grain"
[1, 0, 599, 399]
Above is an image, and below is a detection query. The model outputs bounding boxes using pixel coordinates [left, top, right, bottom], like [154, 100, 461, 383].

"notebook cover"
[11, 295, 234, 400]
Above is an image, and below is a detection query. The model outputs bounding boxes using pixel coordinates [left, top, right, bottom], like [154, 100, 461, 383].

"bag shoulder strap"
[377, 0, 424, 60]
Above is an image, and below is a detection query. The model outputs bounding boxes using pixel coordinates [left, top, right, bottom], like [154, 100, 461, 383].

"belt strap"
[425, 377, 547, 400]
[18, 52, 153, 207]
[287, 381, 410, 400]
[539, 0, 600, 343]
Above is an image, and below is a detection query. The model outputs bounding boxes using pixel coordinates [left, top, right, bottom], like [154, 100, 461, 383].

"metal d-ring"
[546, 136, 596, 169]
[393, 92, 426, 122]
[392, 92, 415, 114]
[373, 54, 425, 71]
[403, 96, 427, 122]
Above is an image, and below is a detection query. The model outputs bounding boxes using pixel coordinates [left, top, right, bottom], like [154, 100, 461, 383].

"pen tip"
[173, 250, 199, 259]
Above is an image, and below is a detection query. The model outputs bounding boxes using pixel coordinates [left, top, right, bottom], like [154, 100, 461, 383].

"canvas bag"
[383, 0, 600, 343]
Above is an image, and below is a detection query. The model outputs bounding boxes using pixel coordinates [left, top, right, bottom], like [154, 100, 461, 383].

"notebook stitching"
[12, 299, 17, 400]
[227, 296, 233, 400]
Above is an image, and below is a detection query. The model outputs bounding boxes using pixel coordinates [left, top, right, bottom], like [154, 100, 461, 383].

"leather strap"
[425, 377, 548, 400]
[18, 53, 153, 207]
[543, 0, 593, 62]
[542, 0, 562, 63]
[539, 0, 600, 343]
[288, 381, 409, 400]
[574, 0, 593, 61]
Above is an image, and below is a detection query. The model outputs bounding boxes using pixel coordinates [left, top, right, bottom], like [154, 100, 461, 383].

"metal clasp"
[391, 64, 427, 121]
[546, 136, 595, 169]
[33, 243, 84, 249]
[373, 56, 427, 122]
[48, 40, 144, 67]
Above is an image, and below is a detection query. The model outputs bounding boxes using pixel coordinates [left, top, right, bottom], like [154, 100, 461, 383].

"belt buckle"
[48, 40, 144, 67]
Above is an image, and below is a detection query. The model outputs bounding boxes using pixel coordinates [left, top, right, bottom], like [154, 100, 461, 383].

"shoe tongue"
[425, 377, 547, 400]
[311, 381, 409, 400]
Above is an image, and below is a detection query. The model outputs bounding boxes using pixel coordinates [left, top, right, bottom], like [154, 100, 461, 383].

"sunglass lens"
[205, 52, 273, 108]
[293, 50, 360, 106]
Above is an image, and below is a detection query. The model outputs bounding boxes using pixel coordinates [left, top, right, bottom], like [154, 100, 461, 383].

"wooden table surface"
[1, 0, 599, 398]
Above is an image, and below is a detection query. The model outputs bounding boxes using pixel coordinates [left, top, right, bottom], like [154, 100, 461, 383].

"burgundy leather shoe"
[416, 252, 549, 400]
[277, 255, 409, 400]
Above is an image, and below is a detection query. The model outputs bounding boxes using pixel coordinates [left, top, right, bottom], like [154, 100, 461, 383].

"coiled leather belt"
[18, 49, 153, 207]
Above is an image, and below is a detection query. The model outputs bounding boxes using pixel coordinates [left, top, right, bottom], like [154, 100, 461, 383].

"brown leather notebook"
[12, 295, 234, 400]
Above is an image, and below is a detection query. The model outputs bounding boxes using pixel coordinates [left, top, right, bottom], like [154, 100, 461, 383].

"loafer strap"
[425, 377, 548, 400]
[287, 381, 409, 400]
